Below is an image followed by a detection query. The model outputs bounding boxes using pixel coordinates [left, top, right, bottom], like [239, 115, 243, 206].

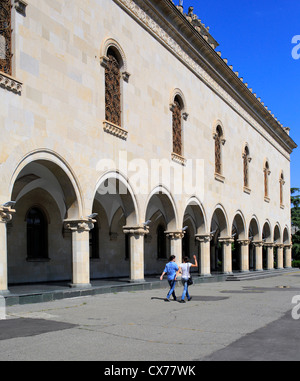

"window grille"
[105, 52, 121, 127]
[172, 99, 182, 156]
[0, 0, 12, 75]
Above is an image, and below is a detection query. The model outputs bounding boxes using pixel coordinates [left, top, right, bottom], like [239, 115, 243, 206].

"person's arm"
[160, 271, 166, 281]
[191, 255, 198, 268]
[176, 267, 182, 280]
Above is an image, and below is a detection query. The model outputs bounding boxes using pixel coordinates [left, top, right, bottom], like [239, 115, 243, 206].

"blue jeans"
[181, 279, 190, 301]
[167, 280, 176, 299]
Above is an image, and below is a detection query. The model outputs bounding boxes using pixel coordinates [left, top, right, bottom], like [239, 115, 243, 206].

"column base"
[0, 290, 10, 296]
[68, 283, 92, 289]
[129, 279, 145, 284]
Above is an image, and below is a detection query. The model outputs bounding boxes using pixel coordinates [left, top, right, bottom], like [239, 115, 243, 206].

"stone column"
[276, 244, 284, 269]
[265, 243, 274, 270]
[218, 237, 234, 274]
[284, 244, 292, 268]
[253, 241, 263, 271]
[165, 231, 184, 265]
[0, 206, 15, 294]
[237, 239, 250, 272]
[64, 219, 95, 288]
[195, 234, 212, 276]
[123, 225, 149, 283]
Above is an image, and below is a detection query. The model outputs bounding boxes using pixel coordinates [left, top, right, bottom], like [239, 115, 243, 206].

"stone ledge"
[171, 152, 186, 166]
[103, 120, 128, 140]
[0, 72, 22, 94]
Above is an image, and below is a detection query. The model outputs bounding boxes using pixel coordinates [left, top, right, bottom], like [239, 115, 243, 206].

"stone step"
[226, 268, 299, 281]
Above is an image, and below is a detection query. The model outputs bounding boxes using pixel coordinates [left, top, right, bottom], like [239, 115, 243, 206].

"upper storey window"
[105, 48, 121, 127]
[264, 161, 271, 201]
[0, 0, 12, 76]
[214, 125, 223, 175]
[172, 95, 183, 157]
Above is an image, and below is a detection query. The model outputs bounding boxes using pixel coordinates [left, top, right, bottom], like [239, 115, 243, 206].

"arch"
[210, 204, 229, 238]
[231, 211, 247, 240]
[94, 171, 139, 226]
[231, 211, 246, 271]
[273, 223, 282, 244]
[248, 216, 260, 241]
[9, 150, 83, 220]
[145, 185, 178, 231]
[283, 226, 290, 244]
[100, 37, 128, 72]
[169, 88, 188, 115]
[262, 220, 272, 243]
[182, 196, 207, 235]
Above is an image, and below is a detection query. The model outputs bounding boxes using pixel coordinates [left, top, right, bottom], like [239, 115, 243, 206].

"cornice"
[113, 0, 297, 156]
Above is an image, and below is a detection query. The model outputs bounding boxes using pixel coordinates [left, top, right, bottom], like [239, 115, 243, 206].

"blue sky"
[179, 0, 299, 189]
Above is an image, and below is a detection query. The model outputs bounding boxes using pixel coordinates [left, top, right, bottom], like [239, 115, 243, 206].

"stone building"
[0, 0, 297, 292]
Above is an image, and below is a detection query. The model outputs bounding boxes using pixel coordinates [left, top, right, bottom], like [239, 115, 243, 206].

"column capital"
[275, 243, 284, 249]
[0, 206, 16, 224]
[195, 234, 212, 243]
[284, 244, 293, 249]
[236, 239, 251, 246]
[252, 241, 263, 247]
[64, 218, 95, 232]
[218, 236, 234, 245]
[123, 225, 149, 236]
[264, 242, 275, 248]
[165, 231, 185, 240]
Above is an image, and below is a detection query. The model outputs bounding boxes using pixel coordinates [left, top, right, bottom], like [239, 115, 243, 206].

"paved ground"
[1, 271, 300, 362]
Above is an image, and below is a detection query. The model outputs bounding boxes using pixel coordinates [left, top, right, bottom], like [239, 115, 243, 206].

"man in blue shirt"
[160, 255, 179, 302]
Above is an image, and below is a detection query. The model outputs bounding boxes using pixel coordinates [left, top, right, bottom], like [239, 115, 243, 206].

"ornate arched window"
[214, 125, 223, 175]
[243, 145, 250, 188]
[26, 207, 48, 260]
[279, 171, 285, 206]
[172, 95, 183, 157]
[105, 48, 121, 127]
[264, 161, 270, 199]
[0, 0, 12, 75]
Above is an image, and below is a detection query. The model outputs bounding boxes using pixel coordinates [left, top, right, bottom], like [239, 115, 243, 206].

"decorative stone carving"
[0, 72, 22, 94]
[195, 234, 212, 243]
[171, 152, 186, 166]
[165, 231, 185, 239]
[0, 206, 15, 223]
[123, 225, 149, 236]
[64, 219, 95, 232]
[14, 0, 27, 16]
[103, 120, 128, 140]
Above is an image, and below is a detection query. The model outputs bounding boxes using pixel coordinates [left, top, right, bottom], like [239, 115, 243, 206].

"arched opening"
[262, 222, 271, 269]
[91, 174, 138, 280]
[8, 158, 80, 285]
[274, 225, 281, 269]
[210, 207, 228, 273]
[231, 213, 246, 272]
[144, 188, 177, 276]
[248, 218, 260, 271]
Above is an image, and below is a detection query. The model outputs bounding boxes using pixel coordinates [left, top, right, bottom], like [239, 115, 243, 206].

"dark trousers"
[167, 280, 176, 299]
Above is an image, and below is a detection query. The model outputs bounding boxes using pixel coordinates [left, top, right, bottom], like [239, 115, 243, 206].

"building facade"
[0, 0, 297, 292]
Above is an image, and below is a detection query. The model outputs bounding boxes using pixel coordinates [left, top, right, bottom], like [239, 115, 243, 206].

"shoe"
[164, 298, 170, 302]
[180, 300, 186, 303]
[173, 296, 177, 301]
[188, 297, 192, 301]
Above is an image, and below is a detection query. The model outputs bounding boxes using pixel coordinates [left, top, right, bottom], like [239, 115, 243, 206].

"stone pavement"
[0, 270, 300, 361]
